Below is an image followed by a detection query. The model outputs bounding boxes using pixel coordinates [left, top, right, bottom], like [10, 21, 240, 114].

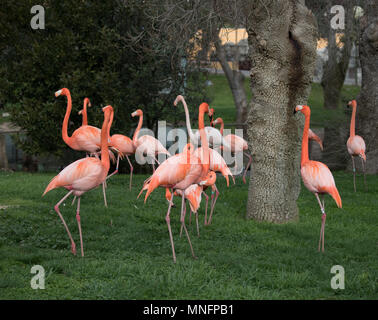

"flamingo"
[308, 129, 323, 151]
[78, 97, 91, 126]
[173, 95, 231, 150]
[138, 102, 211, 263]
[42, 105, 114, 257]
[106, 108, 135, 189]
[294, 105, 342, 252]
[212, 117, 252, 184]
[346, 100, 367, 192]
[56, 89, 114, 207]
[131, 109, 171, 172]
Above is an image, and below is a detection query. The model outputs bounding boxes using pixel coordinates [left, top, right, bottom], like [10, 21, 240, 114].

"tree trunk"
[0, 134, 9, 170]
[246, 0, 318, 223]
[356, 0, 378, 174]
[214, 36, 248, 128]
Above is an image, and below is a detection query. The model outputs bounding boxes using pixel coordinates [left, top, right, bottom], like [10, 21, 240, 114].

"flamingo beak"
[199, 180, 207, 186]
[55, 90, 62, 97]
[131, 111, 137, 117]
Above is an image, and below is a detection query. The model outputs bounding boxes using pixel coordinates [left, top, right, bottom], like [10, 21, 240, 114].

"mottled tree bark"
[246, 0, 318, 223]
[356, 0, 378, 174]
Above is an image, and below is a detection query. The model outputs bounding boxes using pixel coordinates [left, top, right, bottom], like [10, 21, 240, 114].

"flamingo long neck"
[101, 111, 111, 171]
[62, 91, 73, 146]
[181, 98, 197, 143]
[350, 105, 356, 137]
[301, 111, 310, 166]
[107, 108, 114, 138]
[133, 112, 143, 144]
[198, 105, 210, 175]
[82, 99, 89, 126]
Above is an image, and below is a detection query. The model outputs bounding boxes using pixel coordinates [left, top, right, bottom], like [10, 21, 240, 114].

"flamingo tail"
[329, 186, 342, 209]
[42, 176, 60, 196]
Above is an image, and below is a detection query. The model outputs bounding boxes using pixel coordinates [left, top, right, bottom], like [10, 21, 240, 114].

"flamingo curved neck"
[182, 99, 197, 143]
[301, 112, 310, 166]
[107, 108, 114, 138]
[218, 119, 224, 135]
[350, 106, 356, 137]
[198, 105, 210, 175]
[133, 113, 143, 144]
[101, 112, 111, 171]
[82, 99, 88, 126]
[62, 91, 73, 146]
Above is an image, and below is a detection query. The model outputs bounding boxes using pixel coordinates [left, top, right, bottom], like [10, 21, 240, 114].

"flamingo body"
[347, 135, 366, 160]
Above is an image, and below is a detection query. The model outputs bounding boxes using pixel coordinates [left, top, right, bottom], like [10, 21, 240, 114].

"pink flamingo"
[295, 105, 342, 252]
[138, 103, 211, 263]
[43, 105, 114, 257]
[308, 129, 323, 151]
[212, 117, 252, 184]
[346, 100, 367, 192]
[106, 108, 135, 189]
[131, 109, 171, 172]
[56, 89, 112, 206]
[173, 95, 231, 150]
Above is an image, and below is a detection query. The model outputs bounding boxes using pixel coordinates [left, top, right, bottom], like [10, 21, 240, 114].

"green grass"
[207, 74, 360, 127]
[0, 171, 377, 299]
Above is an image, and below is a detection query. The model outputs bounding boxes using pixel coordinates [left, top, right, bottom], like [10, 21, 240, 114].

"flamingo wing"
[43, 157, 104, 195]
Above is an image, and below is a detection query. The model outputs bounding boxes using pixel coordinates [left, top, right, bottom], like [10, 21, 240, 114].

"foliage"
[0, 0, 208, 157]
[0, 171, 377, 299]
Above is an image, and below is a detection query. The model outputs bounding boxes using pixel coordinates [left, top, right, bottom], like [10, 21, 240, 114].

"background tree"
[147, 0, 318, 223]
[0, 0, 206, 166]
[356, 0, 378, 174]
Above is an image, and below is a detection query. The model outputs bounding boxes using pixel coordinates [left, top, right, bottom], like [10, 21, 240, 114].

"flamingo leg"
[102, 182, 108, 207]
[180, 201, 187, 238]
[106, 153, 120, 179]
[125, 155, 134, 190]
[165, 192, 176, 263]
[75, 197, 84, 257]
[351, 156, 356, 192]
[71, 195, 76, 206]
[180, 192, 196, 260]
[208, 185, 219, 225]
[361, 157, 367, 191]
[243, 152, 252, 184]
[202, 191, 209, 225]
[195, 211, 200, 237]
[315, 193, 326, 253]
[53, 190, 76, 255]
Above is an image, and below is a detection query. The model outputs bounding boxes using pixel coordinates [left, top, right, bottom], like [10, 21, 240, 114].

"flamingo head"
[199, 102, 209, 115]
[294, 105, 310, 115]
[102, 105, 113, 115]
[212, 117, 223, 126]
[199, 171, 217, 186]
[55, 88, 68, 97]
[83, 98, 91, 108]
[131, 109, 143, 118]
[173, 95, 184, 106]
[347, 100, 357, 108]
[78, 110, 83, 115]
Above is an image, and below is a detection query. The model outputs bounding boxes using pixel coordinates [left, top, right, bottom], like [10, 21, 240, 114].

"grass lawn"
[0, 171, 377, 299]
[207, 74, 360, 128]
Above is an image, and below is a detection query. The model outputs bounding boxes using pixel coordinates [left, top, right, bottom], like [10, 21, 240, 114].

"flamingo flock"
[42, 87, 365, 260]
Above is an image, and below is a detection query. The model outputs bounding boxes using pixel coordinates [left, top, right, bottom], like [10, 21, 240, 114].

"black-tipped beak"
[293, 109, 297, 114]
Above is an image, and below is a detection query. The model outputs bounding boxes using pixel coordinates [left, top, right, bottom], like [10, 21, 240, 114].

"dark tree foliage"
[0, 0, 207, 157]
